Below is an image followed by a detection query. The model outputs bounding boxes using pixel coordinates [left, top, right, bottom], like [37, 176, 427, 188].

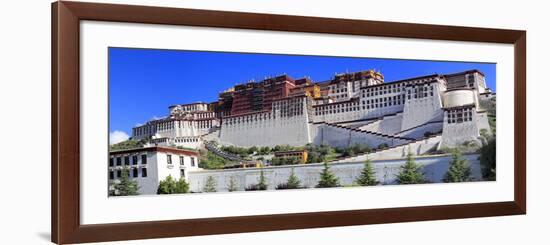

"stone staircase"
[203, 141, 243, 162]
[330, 134, 442, 163]
[323, 121, 415, 142]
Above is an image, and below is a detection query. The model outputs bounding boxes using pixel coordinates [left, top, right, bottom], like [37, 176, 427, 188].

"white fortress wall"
[220, 112, 311, 147]
[401, 81, 445, 131]
[358, 113, 404, 135]
[219, 97, 312, 147]
[440, 109, 480, 148]
[187, 153, 482, 192]
[439, 89, 485, 148]
[476, 111, 492, 135]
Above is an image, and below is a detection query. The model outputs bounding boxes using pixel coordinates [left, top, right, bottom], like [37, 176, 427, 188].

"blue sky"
[109, 47, 496, 140]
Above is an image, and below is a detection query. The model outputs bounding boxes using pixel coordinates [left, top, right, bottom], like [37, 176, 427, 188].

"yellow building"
[273, 150, 308, 164]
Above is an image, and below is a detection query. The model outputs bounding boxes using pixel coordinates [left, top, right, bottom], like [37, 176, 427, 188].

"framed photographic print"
[51, 1, 526, 244]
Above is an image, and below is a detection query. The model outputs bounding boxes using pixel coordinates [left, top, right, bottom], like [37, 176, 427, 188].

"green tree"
[316, 162, 340, 188]
[175, 177, 190, 193]
[480, 138, 496, 180]
[248, 146, 258, 155]
[443, 150, 472, 182]
[246, 169, 268, 191]
[203, 176, 217, 192]
[227, 176, 238, 192]
[396, 152, 426, 184]
[114, 167, 139, 196]
[277, 168, 301, 189]
[258, 169, 268, 190]
[355, 158, 379, 186]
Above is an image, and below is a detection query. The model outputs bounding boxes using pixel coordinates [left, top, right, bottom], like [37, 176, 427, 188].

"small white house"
[108, 146, 201, 195]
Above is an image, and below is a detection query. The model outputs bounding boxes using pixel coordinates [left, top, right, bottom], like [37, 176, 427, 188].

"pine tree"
[316, 162, 340, 188]
[257, 169, 268, 190]
[114, 167, 139, 196]
[443, 150, 472, 182]
[286, 168, 301, 189]
[355, 158, 379, 186]
[227, 176, 238, 192]
[203, 176, 217, 192]
[396, 151, 426, 184]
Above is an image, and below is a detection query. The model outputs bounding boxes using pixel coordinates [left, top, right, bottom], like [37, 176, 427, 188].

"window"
[180, 156, 184, 165]
[180, 169, 185, 178]
[116, 157, 122, 166]
[132, 155, 138, 165]
[141, 154, 147, 165]
[191, 157, 195, 167]
[116, 170, 122, 178]
[124, 156, 130, 165]
[109, 158, 113, 166]
[132, 168, 138, 178]
[109, 171, 114, 180]
[141, 168, 147, 177]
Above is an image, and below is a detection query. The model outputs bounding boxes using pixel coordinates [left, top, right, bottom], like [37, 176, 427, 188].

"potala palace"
[110, 69, 495, 194]
[132, 69, 494, 152]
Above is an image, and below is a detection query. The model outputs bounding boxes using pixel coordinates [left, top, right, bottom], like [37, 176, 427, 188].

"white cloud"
[109, 130, 129, 145]
[151, 116, 164, 120]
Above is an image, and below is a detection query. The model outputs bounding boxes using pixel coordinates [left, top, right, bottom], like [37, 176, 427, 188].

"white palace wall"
[219, 97, 312, 147]
[396, 121, 444, 139]
[359, 113, 404, 135]
[440, 111, 480, 148]
[220, 112, 311, 147]
[401, 82, 445, 131]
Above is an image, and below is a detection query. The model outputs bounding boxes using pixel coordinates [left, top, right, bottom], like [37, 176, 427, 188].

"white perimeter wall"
[187, 154, 482, 192]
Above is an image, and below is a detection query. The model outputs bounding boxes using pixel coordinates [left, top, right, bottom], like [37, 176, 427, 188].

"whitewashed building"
[108, 146, 200, 195]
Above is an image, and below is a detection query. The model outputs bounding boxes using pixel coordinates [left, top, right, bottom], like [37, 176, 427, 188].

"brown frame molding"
[52, 1, 526, 244]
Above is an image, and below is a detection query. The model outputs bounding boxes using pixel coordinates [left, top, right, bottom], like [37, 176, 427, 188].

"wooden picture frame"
[51, 1, 526, 244]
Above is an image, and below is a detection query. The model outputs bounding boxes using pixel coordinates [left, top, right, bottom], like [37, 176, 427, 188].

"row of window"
[224, 112, 272, 125]
[135, 119, 216, 136]
[109, 167, 147, 179]
[109, 154, 147, 167]
[166, 155, 196, 167]
[174, 137, 199, 143]
[447, 108, 474, 124]
[467, 74, 476, 88]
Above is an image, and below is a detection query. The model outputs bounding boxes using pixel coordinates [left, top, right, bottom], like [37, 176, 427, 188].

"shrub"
[227, 176, 238, 192]
[157, 175, 189, 194]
